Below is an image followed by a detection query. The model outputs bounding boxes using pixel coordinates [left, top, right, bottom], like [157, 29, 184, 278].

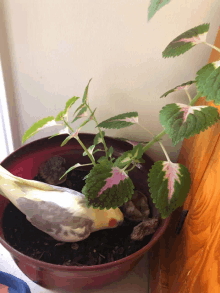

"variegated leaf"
[82, 160, 134, 209]
[55, 96, 80, 121]
[93, 131, 105, 145]
[160, 81, 195, 98]
[195, 61, 220, 105]
[78, 109, 96, 129]
[73, 103, 85, 115]
[48, 127, 70, 139]
[159, 103, 220, 146]
[60, 163, 93, 180]
[82, 78, 92, 103]
[148, 0, 172, 21]
[97, 112, 138, 129]
[163, 23, 210, 58]
[72, 106, 88, 122]
[114, 137, 149, 147]
[148, 161, 191, 218]
[22, 116, 57, 144]
[107, 146, 114, 158]
[60, 129, 80, 147]
[114, 143, 144, 169]
[83, 145, 95, 156]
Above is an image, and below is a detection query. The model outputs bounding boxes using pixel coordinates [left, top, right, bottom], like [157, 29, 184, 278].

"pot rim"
[0, 133, 171, 271]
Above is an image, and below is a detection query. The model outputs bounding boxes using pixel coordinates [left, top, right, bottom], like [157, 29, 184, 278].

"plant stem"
[142, 130, 166, 153]
[76, 136, 96, 165]
[86, 104, 108, 155]
[63, 118, 74, 132]
[159, 142, 170, 162]
[204, 42, 220, 53]
[137, 123, 154, 137]
[185, 89, 192, 103]
[63, 118, 96, 165]
[126, 163, 137, 173]
[189, 92, 202, 106]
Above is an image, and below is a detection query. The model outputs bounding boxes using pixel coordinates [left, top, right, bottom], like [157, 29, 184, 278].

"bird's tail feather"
[0, 165, 61, 192]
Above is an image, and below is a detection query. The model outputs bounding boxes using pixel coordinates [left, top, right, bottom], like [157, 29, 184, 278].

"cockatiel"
[0, 165, 124, 242]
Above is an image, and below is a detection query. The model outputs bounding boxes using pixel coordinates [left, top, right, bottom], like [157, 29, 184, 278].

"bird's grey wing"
[16, 197, 94, 241]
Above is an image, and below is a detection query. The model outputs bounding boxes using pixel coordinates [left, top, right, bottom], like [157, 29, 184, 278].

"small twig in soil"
[99, 253, 105, 259]
[38, 251, 45, 260]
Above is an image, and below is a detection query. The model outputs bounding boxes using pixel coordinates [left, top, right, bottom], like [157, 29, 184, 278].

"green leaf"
[60, 135, 73, 147]
[48, 127, 70, 139]
[22, 116, 56, 144]
[82, 78, 92, 104]
[93, 131, 105, 145]
[83, 145, 95, 156]
[78, 108, 96, 129]
[148, 161, 191, 218]
[72, 106, 88, 123]
[107, 146, 114, 158]
[97, 112, 138, 129]
[93, 149, 105, 155]
[82, 162, 134, 209]
[159, 103, 220, 146]
[55, 111, 65, 122]
[55, 97, 80, 121]
[65, 96, 80, 112]
[60, 130, 79, 147]
[60, 163, 93, 180]
[114, 143, 144, 169]
[73, 103, 85, 115]
[195, 61, 220, 105]
[162, 23, 210, 58]
[148, 0, 172, 21]
[160, 81, 195, 98]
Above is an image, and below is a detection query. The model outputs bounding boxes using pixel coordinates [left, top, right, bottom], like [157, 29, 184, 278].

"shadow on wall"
[0, 1, 21, 150]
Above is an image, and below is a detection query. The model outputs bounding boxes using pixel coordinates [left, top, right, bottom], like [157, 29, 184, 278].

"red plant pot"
[0, 134, 170, 291]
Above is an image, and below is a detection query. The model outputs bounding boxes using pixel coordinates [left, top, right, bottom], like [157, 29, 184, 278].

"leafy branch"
[22, 23, 220, 219]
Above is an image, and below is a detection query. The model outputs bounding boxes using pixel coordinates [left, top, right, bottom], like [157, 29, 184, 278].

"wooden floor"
[148, 28, 220, 293]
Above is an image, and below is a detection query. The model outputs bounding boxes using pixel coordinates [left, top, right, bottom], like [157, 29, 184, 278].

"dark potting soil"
[2, 169, 154, 266]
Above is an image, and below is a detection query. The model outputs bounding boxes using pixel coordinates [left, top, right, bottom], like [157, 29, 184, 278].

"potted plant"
[0, 23, 219, 291]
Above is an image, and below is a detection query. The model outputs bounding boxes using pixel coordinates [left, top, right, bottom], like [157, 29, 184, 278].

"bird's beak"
[91, 207, 124, 231]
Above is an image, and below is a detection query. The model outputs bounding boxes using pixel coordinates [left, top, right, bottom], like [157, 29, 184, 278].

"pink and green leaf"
[82, 161, 134, 209]
[22, 116, 56, 144]
[195, 61, 220, 105]
[160, 81, 195, 98]
[148, 0, 172, 21]
[148, 161, 191, 218]
[162, 23, 210, 58]
[159, 103, 220, 145]
[97, 112, 138, 129]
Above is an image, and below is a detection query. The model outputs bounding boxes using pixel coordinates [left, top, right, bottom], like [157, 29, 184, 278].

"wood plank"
[149, 27, 220, 293]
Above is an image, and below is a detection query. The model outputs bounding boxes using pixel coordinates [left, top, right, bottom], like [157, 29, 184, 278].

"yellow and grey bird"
[0, 165, 124, 242]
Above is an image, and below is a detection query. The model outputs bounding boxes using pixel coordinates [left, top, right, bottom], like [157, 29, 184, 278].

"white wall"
[0, 59, 14, 162]
[1, 0, 220, 162]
